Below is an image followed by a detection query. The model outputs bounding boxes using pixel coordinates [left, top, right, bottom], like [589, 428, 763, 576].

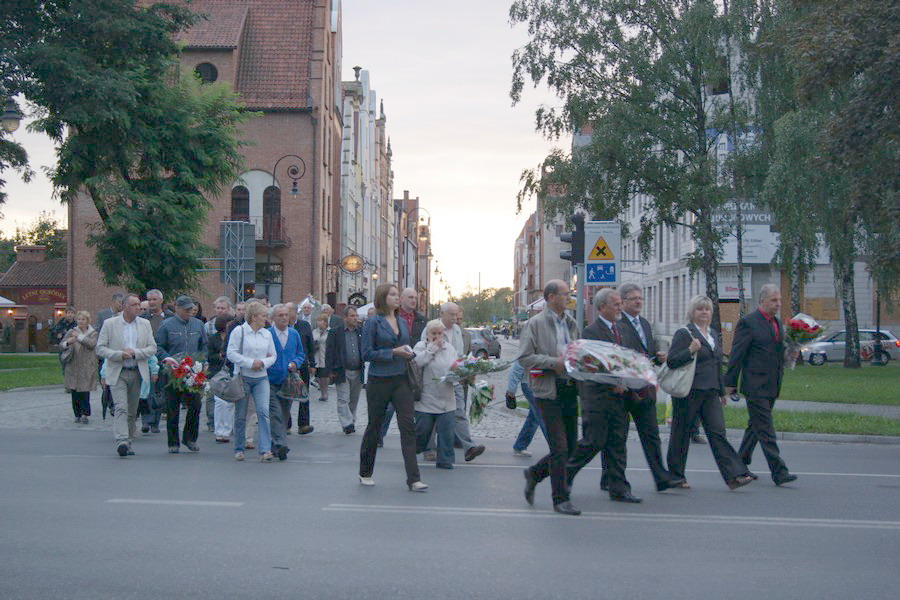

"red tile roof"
[177, 4, 248, 49]
[0, 258, 67, 288]
[180, 0, 315, 110]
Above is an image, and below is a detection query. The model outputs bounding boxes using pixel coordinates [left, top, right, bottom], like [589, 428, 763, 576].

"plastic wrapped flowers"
[564, 339, 658, 390]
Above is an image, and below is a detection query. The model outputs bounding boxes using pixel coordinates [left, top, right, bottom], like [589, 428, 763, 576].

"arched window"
[231, 186, 250, 222]
[263, 186, 281, 241]
[195, 62, 218, 84]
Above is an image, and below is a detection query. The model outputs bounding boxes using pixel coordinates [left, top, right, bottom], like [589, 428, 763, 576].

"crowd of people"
[56, 277, 795, 507]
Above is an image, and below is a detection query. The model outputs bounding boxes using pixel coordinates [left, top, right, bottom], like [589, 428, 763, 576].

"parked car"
[466, 327, 502, 358]
[800, 329, 900, 365]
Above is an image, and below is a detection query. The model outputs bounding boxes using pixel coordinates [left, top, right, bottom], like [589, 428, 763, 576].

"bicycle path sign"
[584, 221, 621, 285]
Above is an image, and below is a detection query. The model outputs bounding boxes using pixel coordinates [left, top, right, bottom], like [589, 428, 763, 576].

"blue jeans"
[415, 411, 456, 466]
[234, 376, 272, 454]
[513, 382, 548, 451]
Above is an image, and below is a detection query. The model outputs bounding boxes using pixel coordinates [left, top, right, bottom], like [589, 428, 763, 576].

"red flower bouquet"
[784, 313, 825, 369]
[165, 355, 209, 395]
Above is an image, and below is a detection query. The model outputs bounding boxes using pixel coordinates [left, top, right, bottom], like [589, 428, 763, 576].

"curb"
[2, 385, 67, 393]
[514, 407, 900, 445]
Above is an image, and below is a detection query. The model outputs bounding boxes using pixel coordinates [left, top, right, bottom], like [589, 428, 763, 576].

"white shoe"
[359, 475, 375, 486]
[513, 449, 532, 457]
[408, 481, 429, 492]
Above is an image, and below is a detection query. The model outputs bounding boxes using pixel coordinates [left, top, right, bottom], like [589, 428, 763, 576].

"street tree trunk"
[790, 250, 803, 316]
[833, 257, 860, 368]
[697, 214, 722, 332]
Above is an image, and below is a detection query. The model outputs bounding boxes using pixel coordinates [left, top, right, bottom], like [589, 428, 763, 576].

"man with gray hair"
[564, 287, 641, 504]
[725, 283, 797, 485]
[138, 289, 172, 434]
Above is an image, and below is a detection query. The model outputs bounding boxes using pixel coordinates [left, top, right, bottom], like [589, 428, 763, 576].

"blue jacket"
[361, 314, 410, 378]
[267, 326, 305, 385]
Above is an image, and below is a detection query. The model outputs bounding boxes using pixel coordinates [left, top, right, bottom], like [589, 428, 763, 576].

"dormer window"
[195, 62, 218, 84]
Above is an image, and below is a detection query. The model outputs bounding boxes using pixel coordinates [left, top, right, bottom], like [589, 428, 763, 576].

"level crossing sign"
[584, 221, 621, 285]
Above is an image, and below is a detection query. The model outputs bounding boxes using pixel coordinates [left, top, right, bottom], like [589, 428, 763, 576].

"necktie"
[611, 323, 621, 345]
[633, 317, 647, 348]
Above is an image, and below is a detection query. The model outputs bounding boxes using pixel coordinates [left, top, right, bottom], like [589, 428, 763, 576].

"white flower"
[191, 363, 203, 374]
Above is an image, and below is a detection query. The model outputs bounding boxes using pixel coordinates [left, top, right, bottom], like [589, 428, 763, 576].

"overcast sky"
[1, 0, 562, 298]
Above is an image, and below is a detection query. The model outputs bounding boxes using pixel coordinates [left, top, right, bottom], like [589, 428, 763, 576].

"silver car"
[801, 329, 900, 365]
[466, 328, 502, 358]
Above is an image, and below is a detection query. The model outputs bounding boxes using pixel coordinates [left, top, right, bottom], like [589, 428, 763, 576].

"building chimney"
[14, 245, 47, 263]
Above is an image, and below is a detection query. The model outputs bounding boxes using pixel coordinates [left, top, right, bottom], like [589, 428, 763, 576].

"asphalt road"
[1, 426, 898, 600]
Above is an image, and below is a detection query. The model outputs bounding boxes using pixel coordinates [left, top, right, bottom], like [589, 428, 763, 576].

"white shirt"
[227, 323, 277, 378]
[274, 325, 289, 349]
[553, 313, 571, 356]
[122, 317, 138, 367]
[696, 327, 715, 350]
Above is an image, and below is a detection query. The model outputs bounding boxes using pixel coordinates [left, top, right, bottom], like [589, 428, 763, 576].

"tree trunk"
[698, 216, 722, 332]
[790, 251, 803, 316]
[833, 257, 860, 368]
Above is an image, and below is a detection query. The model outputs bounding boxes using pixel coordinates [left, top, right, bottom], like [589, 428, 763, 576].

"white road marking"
[107, 499, 243, 507]
[322, 503, 900, 530]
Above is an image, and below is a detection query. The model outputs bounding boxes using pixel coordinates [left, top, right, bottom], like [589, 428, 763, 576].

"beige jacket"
[516, 307, 580, 400]
[61, 326, 99, 392]
[95, 315, 157, 386]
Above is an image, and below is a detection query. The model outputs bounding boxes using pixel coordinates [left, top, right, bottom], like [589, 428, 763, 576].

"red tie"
[611, 323, 621, 344]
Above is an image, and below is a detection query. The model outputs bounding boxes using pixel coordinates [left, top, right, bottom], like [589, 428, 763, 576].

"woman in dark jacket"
[666, 295, 753, 490]
[358, 284, 426, 492]
[209, 315, 233, 443]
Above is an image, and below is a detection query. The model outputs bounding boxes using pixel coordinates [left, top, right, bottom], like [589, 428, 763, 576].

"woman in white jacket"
[413, 320, 458, 469]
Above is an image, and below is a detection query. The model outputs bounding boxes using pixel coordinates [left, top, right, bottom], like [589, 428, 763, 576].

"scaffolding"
[198, 221, 255, 302]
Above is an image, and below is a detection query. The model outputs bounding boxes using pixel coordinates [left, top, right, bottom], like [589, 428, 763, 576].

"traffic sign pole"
[576, 263, 585, 329]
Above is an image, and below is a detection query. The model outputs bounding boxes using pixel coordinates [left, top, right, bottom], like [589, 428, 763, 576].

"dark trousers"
[360, 375, 421, 485]
[165, 389, 201, 448]
[667, 390, 746, 483]
[567, 387, 631, 497]
[739, 396, 788, 479]
[71, 391, 91, 417]
[601, 391, 675, 488]
[295, 398, 310, 430]
[269, 382, 292, 447]
[528, 380, 579, 505]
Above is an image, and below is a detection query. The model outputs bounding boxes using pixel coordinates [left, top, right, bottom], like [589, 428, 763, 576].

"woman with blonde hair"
[666, 295, 753, 490]
[60, 310, 98, 423]
[358, 284, 427, 491]
[412, 319, 458, 469]
[227, 301, 277, 462]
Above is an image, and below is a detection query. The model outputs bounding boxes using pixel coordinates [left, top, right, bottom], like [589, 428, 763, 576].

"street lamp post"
[264, 155, 306, 298]
[1, 55, 25, 133]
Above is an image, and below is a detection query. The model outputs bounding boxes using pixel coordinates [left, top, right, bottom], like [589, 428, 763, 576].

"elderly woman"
[60, 310, 98, 424]
[666, 295, 753, 490]
[227, 301, 276, 462]
[312, 313, 330, 401]
[359, 284, 427, 492]
[412, 319, 458, 469]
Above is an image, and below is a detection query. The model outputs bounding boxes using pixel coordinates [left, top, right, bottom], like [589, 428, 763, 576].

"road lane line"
[107, 499, 244, 507]
[322, 504, 900, 530]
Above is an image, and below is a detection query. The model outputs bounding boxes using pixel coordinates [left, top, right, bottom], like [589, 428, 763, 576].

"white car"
[800, 329, 900, 365]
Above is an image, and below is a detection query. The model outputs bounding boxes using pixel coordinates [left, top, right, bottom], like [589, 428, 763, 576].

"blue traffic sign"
[586, 263, 617, 284]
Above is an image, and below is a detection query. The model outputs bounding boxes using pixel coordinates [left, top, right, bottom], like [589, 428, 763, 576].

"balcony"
[230, 215, 291, 247]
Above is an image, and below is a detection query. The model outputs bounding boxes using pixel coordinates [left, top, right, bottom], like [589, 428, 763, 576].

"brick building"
[68, 0, 344, 312]
[0, 245, 67, 352]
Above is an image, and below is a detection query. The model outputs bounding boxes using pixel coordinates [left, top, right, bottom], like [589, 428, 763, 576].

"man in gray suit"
[94, 292, 124, 333]
[96, 293, 157, 457]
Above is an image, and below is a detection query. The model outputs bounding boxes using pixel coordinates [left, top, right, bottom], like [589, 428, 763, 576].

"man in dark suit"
[94, 292, 124, 333]
[565, 288, 641, 504]
[326, 306, 363, 434]
[614, 283, 684, 492]
[291, 302, 316, 435]
[724, 284, 797, 485]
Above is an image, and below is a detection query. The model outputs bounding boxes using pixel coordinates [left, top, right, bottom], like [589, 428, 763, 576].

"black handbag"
[406, 358, 423, 402]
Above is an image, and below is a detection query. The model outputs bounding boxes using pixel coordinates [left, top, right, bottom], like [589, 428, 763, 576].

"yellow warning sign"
[589, 236, 614, 260]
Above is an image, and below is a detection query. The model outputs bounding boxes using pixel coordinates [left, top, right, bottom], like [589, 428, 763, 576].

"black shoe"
[141, 425, 150, 433]
[523, 469, 537, 506]
[553, 501, 581, 516]
[298, 426, 314, 435]
[464, 445, 485, 462]
[117, 443, 129, 457]
[275, 445, 290, 461]
[343, 426, 354, 435]
[657, 477, 686, 492]
[774, 473, 798, 486]
[745, 471, 759, 480]
[727, 475, 754, 490]
[183, 441, 199, 452]
[150, 425, 160, 433]
[691, 433, 706, 444]
[610, 492, 643, 503]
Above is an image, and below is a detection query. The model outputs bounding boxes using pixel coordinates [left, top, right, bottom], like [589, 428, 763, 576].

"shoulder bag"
[407, 357, 424, 402]
[208, 327, 246, 403]
[656, 327, 698, 398]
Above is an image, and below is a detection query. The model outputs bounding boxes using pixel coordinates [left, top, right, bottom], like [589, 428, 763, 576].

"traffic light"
[559, 213, 585, 264]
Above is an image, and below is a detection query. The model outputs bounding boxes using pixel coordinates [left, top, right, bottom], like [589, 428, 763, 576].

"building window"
[195, 62, 218, 84]
[262, 186, 281, 240]
[231, 186, 250, 221]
